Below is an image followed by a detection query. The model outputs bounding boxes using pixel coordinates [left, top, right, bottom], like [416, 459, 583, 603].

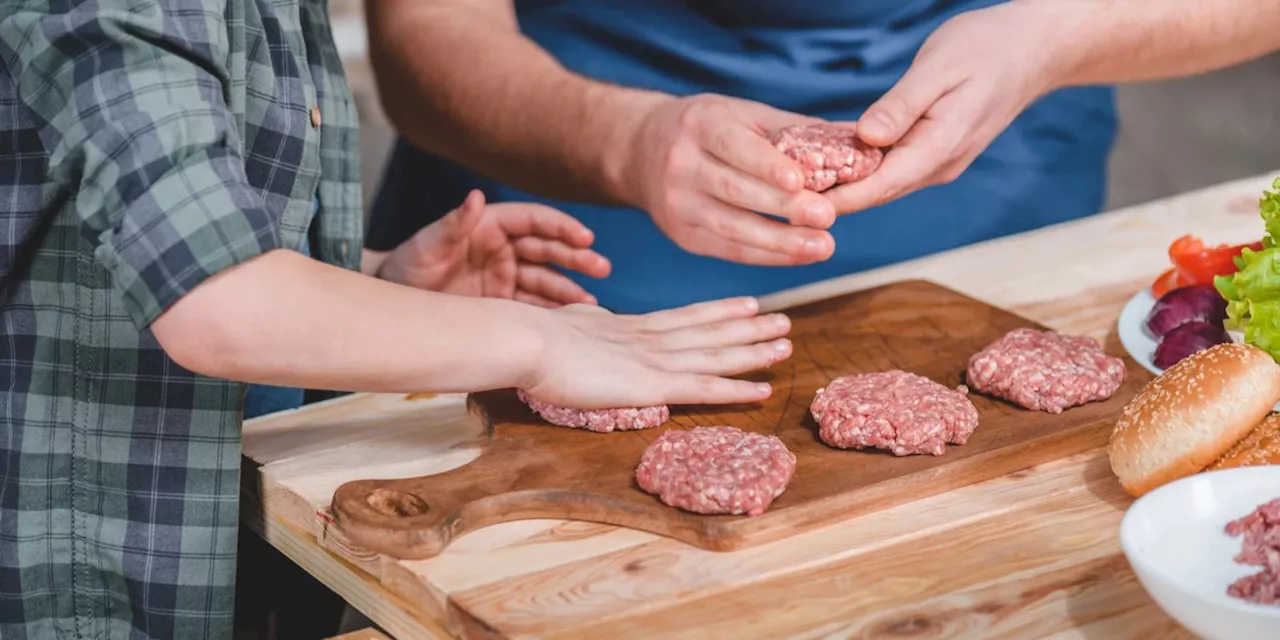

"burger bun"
[1108, 342, 1280, 497]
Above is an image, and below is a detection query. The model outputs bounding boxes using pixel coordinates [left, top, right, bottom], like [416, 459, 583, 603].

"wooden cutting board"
[330, 279, 1151, 560]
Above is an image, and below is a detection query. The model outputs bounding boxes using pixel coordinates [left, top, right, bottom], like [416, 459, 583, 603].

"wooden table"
[241, 171, 1279, 639]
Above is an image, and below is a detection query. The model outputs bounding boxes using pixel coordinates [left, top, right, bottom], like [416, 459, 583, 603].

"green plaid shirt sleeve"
[0, 0, 363, 638]
[4, 1, 286, 328]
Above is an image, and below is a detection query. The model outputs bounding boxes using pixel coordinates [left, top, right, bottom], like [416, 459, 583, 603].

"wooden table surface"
[241, 171, 1279, 639]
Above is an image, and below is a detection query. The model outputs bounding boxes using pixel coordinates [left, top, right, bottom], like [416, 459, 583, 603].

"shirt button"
[310, 106, 322, 128]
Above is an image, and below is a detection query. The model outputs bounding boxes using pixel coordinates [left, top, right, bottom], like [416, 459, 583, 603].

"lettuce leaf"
[1215, 177, 1280, 361]
[1245, 299, 1280, 358]
[1264, 176, 1280, 244]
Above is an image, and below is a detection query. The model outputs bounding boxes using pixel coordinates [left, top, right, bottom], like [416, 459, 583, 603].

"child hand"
[521, 297, 793, 409]
[376, 190, 611, 306]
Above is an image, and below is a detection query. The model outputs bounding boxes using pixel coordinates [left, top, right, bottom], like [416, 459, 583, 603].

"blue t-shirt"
[368, 0, 1117, 313]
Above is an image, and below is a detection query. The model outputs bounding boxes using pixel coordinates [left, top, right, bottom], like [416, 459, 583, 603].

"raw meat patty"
[517, 390, 668, 433]
[1225, 498, 1280, 606]
[966, 328, 1126, 414]
[769, 124, 884, 192]
[635, 426, 796, 517]
[809, 371, 980, 456]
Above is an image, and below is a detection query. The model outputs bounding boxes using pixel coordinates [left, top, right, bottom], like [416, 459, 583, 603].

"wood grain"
[440, 451, 1119, 635]
[519, 474, 1130, 640]
[241, 171, 1280, 639]
[329, 280, 1152, 560]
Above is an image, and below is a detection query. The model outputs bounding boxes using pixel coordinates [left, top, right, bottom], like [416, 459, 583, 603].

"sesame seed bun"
[1108, 342, 1280, 497]
[1207, 411, 1280, 470]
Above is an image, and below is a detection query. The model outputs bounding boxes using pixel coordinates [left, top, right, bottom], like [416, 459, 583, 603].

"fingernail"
[773, 314, 789, 328]
[804, 238, 825, 255]
[744, 297, 759, 312]
[755, 383, 772, 396]
[773, 339, 790, 352]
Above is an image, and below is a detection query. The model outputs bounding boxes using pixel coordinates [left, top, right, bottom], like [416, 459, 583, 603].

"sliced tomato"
[1167, 235, 1205, 260]
[1151, 268, 1179, 298]
[1166, 235, 1264, 286]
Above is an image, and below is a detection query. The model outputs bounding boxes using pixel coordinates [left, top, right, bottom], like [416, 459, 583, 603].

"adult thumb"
[442, 189, 487, 241]
[858, 68, 943, 147]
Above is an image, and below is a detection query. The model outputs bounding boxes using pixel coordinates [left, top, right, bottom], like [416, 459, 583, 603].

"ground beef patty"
[517, 390, 668, 433]
[966, 328, 1126, 414]
[1226, 498, 1280, 606]
[769, 124, 883, 192]
[809, 371, 980, 456]
[635, 426, 795, 517]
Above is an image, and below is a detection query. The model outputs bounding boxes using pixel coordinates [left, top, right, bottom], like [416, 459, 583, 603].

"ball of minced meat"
[635, 426, 796, 517]
[810, 370, 980, 456]
[517, 390, 669, 433]
[966, 328, 1126, 414]
[769, 124, 884, 192]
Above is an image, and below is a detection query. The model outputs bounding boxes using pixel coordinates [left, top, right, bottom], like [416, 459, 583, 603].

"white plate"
[1116, 288, 1165, 377]
[1118, 287, 1250, 367]
[1120, 466, 1280, 640]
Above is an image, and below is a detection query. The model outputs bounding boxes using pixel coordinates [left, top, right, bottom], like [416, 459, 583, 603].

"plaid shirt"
[0, 0, 362, 637]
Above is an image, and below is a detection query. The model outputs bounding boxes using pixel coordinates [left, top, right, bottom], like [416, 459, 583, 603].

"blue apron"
[368, 0, 1117, 314]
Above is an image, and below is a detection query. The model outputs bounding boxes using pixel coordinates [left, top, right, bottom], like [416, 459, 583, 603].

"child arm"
[152, 250, 791, 409]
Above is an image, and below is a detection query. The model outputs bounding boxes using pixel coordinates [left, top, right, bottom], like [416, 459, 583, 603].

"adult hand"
[826, 3, 1065, 214]
[623, 94, 839, 266]
[522, 297, 792, 409]
[376, 189, 611, 306]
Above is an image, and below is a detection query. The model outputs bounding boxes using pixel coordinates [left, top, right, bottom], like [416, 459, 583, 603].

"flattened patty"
[809, 370, 979, 456]
[966, 328, 1126, 413]
[517, 390, 669, 433]
[769, 124, 883, 192]
[635, 426, 796, 516]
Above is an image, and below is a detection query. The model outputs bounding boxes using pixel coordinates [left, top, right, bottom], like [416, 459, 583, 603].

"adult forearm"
[1045, 0, 1280, 87]
[152, 250, 545, 394]
[367, 0, 663, 206]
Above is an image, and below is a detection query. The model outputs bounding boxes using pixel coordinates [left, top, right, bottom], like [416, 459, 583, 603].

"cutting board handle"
[331, 457, 495, 559]
[330, 393, 745, 560]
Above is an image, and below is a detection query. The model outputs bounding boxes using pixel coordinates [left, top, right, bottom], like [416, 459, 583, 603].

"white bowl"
[1119, 466, 1280, 640]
